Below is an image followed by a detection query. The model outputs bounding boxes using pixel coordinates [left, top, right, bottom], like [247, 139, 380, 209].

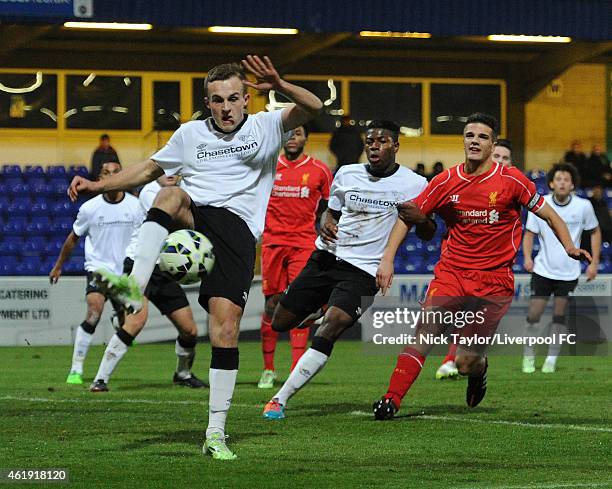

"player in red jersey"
[372, 113, 591, 419]
[258, 125, 333, 389]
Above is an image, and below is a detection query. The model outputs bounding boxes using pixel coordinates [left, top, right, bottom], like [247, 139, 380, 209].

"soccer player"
[522, 163, 600, 374]
[49, 162, 142, 385]
[261, 120, 430, 420]
[67, 56, 322, 460]
[435, 138, 514, 379]
[89, 175, 206, 392]
[373, 113, 591, 420]
[258, 125, 332, 389]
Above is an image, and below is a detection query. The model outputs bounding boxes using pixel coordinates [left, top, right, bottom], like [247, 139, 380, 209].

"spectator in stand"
[415, 162, 426, 178]
[589, 184, 612, 244]
[563, 140, 587, 184]
[329, 115, 364, 174]
[587, 145, 611, 186]
[427, 161, 444, 181]
[91, 134, 120, 180]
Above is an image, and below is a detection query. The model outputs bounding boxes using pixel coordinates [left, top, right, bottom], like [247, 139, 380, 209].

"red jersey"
[415, 162, 545, 271]
[263, 154, 333, 249]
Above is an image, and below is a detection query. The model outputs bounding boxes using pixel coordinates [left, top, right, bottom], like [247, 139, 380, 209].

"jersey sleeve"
[525, 211, 541, 234]
[72, 205, 89, 237]
[582, 200, 599, 231]
[327, 169, 345, 211]
[318, 162, 333, 200]
[414, 170, 449, 215]
[509, 169, 545, 213]
[151, 125, 184, 176]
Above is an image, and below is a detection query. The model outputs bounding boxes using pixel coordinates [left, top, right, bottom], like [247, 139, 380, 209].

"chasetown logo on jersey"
[196, 138, 259, 160]
[346, 191, 397, 210]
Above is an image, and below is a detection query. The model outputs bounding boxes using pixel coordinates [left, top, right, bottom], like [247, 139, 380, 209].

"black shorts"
[86, 271, 122, 312]
[279, 249, 378, 322]
[530, 272, 579, 297]
[123, 258, 189, 316]
[189, 203, 256, 311]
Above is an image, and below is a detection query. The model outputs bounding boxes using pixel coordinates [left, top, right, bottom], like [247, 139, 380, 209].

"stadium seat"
[22, 236, 47, 256]
[0, 195, 10, 213]
[1, 164, 21, 176]
[44, 237, 65, 256]
[3, 216, 28, 234]
[64, 256, 85, 274]
[31, 197, 50, 214]
[7, 197, 31, 216]
[46, 166, 67, 177]
[38, 258, 55, 276]
[51, 199, 77, 216]
[24, 165, 45, 176]
[68, 165, 90, 178]
[26, 216, 52, 233]
[0, 256, 18, 275]
[51, 216, 74, 233]
[73, 239, 85, 257]
[48, 178, 68, 197]
[16, 256, 42, 276]
[5, 177, 27, 196]
[0, 237, 24, 255]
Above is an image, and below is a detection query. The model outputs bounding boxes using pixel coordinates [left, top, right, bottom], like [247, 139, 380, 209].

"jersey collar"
[552, 193, 572, 207]
[209, 114, 249, 135]
[457, 161, 499, 183]
[278, 153, 310, 168]
[102, 193, 125, 205]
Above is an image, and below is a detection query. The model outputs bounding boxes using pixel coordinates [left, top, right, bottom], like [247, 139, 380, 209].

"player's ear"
[393, 140, 400, 153]
[204, 97, 210, 109]
[243, 91, 250, 109]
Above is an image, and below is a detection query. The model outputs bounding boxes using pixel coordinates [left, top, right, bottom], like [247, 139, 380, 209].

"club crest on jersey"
[301, 173, 310, 185]
[450, 194, 460, 204]
[488, 191, 498, 207]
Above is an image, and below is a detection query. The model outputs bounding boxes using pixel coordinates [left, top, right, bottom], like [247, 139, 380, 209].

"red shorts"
[423, 263, 515, 340]
[261, 245, 313, 296]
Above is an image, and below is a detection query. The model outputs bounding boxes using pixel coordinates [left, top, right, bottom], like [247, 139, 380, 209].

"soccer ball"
[158, 229, 215, 285]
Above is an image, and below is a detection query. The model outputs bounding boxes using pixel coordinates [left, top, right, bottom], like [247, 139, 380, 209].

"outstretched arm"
[68, 159, 163, 202]
[535, 203, 592, 263]
[586, 227, 601, 281]
[241, 55, 322, 132]
[49, 231, 79, 283]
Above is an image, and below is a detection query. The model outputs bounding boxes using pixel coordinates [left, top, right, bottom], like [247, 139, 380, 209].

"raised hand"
[67, 176, 100, 202]
[241, 55, 282, 92]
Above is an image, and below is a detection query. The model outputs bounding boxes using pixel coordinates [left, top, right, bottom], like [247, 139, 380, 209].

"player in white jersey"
[89, 175, 206, 392]
[49, 162, 142, 385]
[522, 163, 601, 373]
[261, 120, 432, 420]
[67, 56, 322, 460]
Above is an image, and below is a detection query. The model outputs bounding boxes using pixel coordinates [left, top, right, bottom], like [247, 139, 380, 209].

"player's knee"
[456, 356, 484, 376]
[526, 314, 540, 325]
[271, 303, 296, 332]
[316, 308, 353, 341]
[154, 186, 189, 214]
[85, 310, 101, 327]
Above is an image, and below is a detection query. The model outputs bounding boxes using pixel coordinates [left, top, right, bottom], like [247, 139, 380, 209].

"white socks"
[274, 348, 329, 406]
[70, 325, 94, 374]
[546, 322, 564, 364]
[523, 321, 537, 359]
[131, 220, 169, 292]
[94, 333, 129, 383]
[206, 368, 238, 438]
[175, 339, 195, 379]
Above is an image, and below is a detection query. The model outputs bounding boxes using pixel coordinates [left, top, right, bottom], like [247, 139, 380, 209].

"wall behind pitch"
[525, 63, 606, 170]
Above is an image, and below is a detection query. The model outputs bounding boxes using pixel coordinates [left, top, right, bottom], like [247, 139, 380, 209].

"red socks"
[385, 347, 426, 409]
[443, 343, 458, 364]
[260, 313, 278, 371]
[289, 328, 309, 371]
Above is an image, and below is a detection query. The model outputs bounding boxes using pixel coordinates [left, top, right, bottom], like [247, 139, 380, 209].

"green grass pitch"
[0, 341, 610, 489]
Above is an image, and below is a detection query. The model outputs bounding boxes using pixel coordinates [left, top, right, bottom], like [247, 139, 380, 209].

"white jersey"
[125, 181, 160, 260]
[316, 164, 428, 277]
[72, 193, 143, 274]
[526, 194, 598, 281]
[151, 110, 290, 240]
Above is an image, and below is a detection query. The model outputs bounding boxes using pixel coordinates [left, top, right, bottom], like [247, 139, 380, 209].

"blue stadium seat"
[30, 197, 51, 214]
[32, 181, 53, 198]
[51, 216, 74, 233]
[73, 239, 85, 257]
[5, 177, 27, 196]
[46, 166, 67, 177]
[22, 236, 47, 256]
[3, 216, 28, 234]
[7, 197, 31, 216]
[48, 177, 68, 197]
[16, 256, 42, 276]
[38, 258, 55, 275]
[0, 256, 18, 275]
[44, 237, 65, 256]
[51, 199, 77, 216]
[27, 216, 52, 233]
[24, 165, 45, 176]
[24, 176, 47, 186]
[1, 164, 21, 176]
[0, 195, 10, 213]
[0, 237, 24, 255]
[64, 256, 85, 274]
[68, 165, 90, 178]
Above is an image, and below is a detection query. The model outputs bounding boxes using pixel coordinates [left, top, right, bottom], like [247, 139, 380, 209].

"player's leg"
[542, 283, 575, 373]
[287, 247, 314, 371]
[167, 306, 206, 387]
[436, 343, 459, 380]
[265, 258, 375, 419]
[90, 299, 148, 391]
[258, 245, 285, 388]
[523, 273, 553, 373]
[96, 187, 194, 312]
[66, 283, 106, 384]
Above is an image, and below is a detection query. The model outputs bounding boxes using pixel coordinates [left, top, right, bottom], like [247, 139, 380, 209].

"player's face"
[550, 170, 574, 198]
[98, 162, 121, 180]
[205, 76, 250, 132]
[157, 175, 179, 187]
[365, 129, 398, 170]
[492, 145, 512, 167]
[284, 126, 307, 157]
[463, 123, 494, 164]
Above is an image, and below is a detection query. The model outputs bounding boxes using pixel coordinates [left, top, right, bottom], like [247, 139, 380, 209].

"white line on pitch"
[460, 483, 612, 489]
[349, 410, 612, 433]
